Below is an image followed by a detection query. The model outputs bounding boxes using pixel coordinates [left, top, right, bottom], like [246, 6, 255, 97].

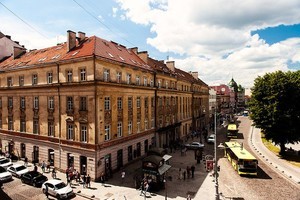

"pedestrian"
[34, 164, 38, 172]
[82, 175, 86, 188]
[187, 194, 192, 200]
[100, 172, 105, 185]
[178, 168, 182, 180]
[41, 161, 46, 173]
[45, 184, 49, 199]
[24, 157, 28, 167]
[183, 170, 186, 180]
[66, 167, 69, 179]
[86, 174, 91, 188]
[121, 170, 125, 184]
[76, 171, 81, 183]
[52, 167, 57, 179]
[187, 166, 191, 179]
[191, 165, 195, 178]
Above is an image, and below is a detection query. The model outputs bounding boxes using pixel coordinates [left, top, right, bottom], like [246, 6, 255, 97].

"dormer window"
[117, 72, 122, 83]
[104, 69, 110, 82]
[127, 74, 131, 84]
[7, 77, 13, 87]
[136, 76, 140, 85]
[32, 74, 38, 85]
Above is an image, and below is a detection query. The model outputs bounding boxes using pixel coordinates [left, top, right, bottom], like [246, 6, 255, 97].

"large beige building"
[0, 31, 209, 180]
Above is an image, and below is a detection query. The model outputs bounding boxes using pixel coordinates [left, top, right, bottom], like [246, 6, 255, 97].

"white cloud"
[115, 0, 300, 87]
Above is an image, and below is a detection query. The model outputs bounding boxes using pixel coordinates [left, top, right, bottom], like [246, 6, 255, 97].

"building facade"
[0, 31, 209, 180]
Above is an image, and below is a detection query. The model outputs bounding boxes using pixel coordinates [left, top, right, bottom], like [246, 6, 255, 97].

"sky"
[1, 0, 300, 88]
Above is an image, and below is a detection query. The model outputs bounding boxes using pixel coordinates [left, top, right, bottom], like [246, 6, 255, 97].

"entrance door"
[67, 153, 74, 168]
[20, 143, 26, 158]
[104, 154, 112, 179]
[48, 149, 54, 166]
[32, 146, 39, 163]
[137, 142, 141, 157]
[117, 149, 123, 170]
[80, 156, 87, 175]
[8, 141, 14, 155]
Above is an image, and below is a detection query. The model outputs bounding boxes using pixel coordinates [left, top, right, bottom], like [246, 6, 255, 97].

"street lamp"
[214, 108, 220, 200]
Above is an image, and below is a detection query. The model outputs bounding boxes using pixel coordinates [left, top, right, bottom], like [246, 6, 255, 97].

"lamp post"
[214, 108, 220, 200]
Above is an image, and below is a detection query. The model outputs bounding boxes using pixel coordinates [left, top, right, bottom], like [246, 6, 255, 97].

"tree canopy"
[249, 70, 300, 154]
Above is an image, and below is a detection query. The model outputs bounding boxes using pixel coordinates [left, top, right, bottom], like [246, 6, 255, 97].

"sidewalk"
[249, 125, 300, 185]
[17, 137, 217, 200]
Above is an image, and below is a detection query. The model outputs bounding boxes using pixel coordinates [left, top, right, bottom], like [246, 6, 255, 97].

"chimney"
[13, 46, 26, 59]
[166, 61, 175, 72]
[14, 41, 19, 45]
[67, 30, 76, 51]
[129, 47, 138, 54]
[137, 51, 148, 63]
[5, 35, 11, 40]
[191, 72, 199, 79]
[78, 31, 86, 43]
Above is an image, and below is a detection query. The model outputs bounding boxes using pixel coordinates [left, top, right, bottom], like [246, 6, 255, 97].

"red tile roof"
[0, 36, 153, 72]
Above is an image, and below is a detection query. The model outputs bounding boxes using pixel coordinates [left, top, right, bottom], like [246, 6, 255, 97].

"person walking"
[24, 157, 28, 167]
[191, 165, 195, 178]
[183, 170, 186, 180]
[82, 175, 86, 188]
[86, 174, 91, 188]
[41, 161, 46, 173]
[187, 194, 192, 200]
[178, 168, 182, 180]
[121, 171, 125, 184]
[34, 164, 38, 172]
[52, 167, 57, 179]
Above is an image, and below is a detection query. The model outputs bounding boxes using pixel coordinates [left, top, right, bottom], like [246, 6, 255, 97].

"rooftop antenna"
[166, 49, 169, 61]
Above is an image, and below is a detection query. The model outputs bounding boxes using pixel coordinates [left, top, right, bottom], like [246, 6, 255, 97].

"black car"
[21, 171, 48, 187]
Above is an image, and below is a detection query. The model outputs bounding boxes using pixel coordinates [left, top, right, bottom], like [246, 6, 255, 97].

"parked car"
[185, 142, 205, 150]
[7, 164, 29, 178]
[0, 158, 13, 169]
[0, 166, 12, 183]
[207, 134, 215, 144]
[42, 179, 74, 199]
[21, 171, 48, 187]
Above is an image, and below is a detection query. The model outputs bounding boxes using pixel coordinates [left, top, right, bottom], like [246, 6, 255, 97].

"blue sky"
[1, 0, 300, 88]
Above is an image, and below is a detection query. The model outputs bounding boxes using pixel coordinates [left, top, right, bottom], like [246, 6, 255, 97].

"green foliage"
[249, 70, 300, 153]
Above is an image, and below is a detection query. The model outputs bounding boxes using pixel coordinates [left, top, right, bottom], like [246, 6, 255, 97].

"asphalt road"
[218, 116, 300, 200]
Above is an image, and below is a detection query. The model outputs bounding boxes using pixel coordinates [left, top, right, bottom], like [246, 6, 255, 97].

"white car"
[185, 142, 205, 150]
[7, 164, 29, 178]
[0, 158, 12, 169]
[0, 166, 12, 182]
[207, 134, 215, 143]
[42, 179, 74, 199]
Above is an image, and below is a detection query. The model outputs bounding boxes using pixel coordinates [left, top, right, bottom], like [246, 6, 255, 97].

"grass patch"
[261, 133, 300, 168]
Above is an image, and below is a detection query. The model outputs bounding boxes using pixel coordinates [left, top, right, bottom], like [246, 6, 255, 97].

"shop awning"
[162, 154, 172, 162]
[158, 164, 171, 175]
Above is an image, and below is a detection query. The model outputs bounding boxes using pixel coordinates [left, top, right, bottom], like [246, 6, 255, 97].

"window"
[67, 70, 73, 82]
[151, 97, 155, 107]
[8, 97, 13, 108]
[144, 77, 147, 86]
[144, 97, 148, 108]
[19, 76, 24, 86]
[126, 74, 131, 84]
[128, 146, 133, 162]
[67, 97, 73, 111]
[33, 97, 39, 109]
[48, 121, 54, 136]
[104, 124, 111, 141]
[137, 97, 141, 108]
[158, 80, 161, 88]
[150, 78, 154, 87]
[104, 69, 110, 82]
[137, 120, 140, 133]
[48, 97, 54, 109]
[8, 116, 13, 130]
[136, 76, 140, 85]
[20, 118, 26, 132]
[80, 97, 87, 111]
[117, 97, 122, 110]
[33, 119, 39, 134]
[128, 121, 132, 134]
[20, 97, 25, 109]
[104, 97, 110, 110]
[0, 97, 2, 109]
[166, 81, 168, 89]
[0, 118, 3, 129]
[128, 97, 132, 109]
[151, 118, 154, 128]
[7, 77, 13, 87]
[67, 124, 74, 140]
[80, 68, 86, 81]
[32, 74, 38, 85]
[47, 72, 53, 84]
[145, 120, 148, 130]
[117, 122, 122, 137]
[117, 72, 122, 83]
[80, 124, 87, 142]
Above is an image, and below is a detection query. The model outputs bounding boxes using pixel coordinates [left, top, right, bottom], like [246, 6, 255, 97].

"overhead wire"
[72, 0, 136, 47]
[0, 1, 50, 40]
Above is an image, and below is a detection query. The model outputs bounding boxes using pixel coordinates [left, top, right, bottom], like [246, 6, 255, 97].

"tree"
[249, 70, 300, 155]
